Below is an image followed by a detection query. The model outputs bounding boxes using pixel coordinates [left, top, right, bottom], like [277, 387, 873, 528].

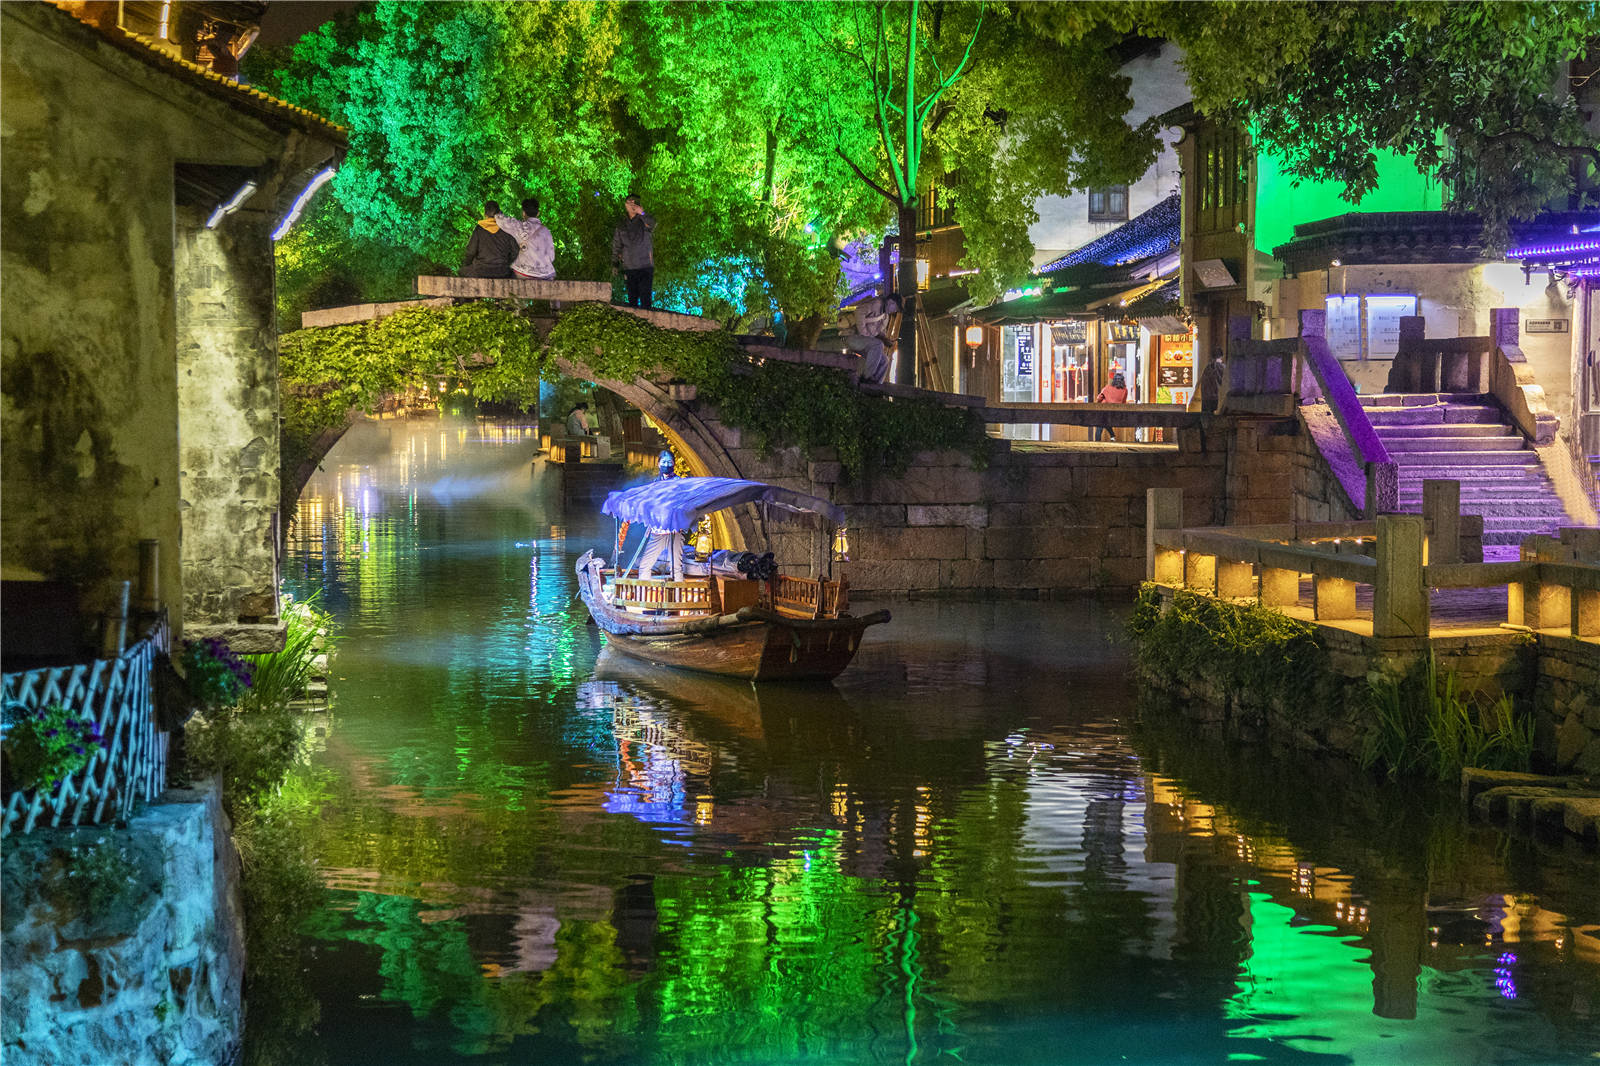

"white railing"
[2, 627, 169, 836]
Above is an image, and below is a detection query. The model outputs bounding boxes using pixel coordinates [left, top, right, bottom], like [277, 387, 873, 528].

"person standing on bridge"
[459, 200, 520, 279]
[612, 194, 657, 309]
[496, 197, 555, 281]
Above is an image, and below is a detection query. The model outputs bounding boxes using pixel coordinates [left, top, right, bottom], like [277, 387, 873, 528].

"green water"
[264, 418, 1600, 1066]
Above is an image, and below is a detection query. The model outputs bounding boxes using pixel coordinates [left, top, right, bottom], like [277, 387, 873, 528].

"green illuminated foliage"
[1108, 0, 1600, 245]
[545, 302, 992, 477]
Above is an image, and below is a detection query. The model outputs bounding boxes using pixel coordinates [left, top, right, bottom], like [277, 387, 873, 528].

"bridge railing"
[1145, 486, 1600, 639]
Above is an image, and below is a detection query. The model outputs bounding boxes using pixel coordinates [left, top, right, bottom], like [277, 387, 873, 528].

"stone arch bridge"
[289, 277, 1292, 597]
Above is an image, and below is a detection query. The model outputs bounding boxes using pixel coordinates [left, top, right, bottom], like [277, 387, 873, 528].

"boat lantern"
[694, 529, 713, 560]
[831, 526, 850, 562]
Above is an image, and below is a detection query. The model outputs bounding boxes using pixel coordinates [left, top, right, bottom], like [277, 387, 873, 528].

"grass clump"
[1127, 583, 1328, 711]
[1360, 651, 1532, 782]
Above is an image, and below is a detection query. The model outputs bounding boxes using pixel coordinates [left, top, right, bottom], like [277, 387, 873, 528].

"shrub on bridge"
[547, 302, 990, 478]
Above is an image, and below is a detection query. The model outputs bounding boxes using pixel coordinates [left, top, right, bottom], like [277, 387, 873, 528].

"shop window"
[1088, 186, 1128, 222]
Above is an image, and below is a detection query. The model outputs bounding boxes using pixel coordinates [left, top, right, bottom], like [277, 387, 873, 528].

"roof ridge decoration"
[42, 1, 347, 144]
[1036, 193, 1181, 275]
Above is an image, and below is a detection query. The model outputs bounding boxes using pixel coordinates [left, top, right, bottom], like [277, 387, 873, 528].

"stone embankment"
[1463, 768, 1600, 847]
[727, 413, 1353, 598]
[0, 780, 244, 1066]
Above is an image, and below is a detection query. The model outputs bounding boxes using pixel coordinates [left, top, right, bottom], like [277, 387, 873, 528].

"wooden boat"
[575, 478, 890, 682]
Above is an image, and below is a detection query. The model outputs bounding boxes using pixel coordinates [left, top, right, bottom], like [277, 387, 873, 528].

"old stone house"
[1, 1, 345, 653]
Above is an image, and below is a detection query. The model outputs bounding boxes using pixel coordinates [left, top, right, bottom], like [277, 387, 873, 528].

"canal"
[262, 417, 1600, 1065]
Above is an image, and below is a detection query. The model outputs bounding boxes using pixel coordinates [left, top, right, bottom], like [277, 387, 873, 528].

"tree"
[824, 1, 1163, 379]
[1120, 1, 1600, 246]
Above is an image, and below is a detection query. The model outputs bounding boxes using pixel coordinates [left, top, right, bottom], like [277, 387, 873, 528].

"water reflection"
[263, 417, 1600, 1066]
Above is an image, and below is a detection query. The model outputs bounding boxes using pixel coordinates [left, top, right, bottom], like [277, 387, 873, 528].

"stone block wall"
[697, 412, 1327, 597]
[0, 782, 245, 1066]
[1537, 636, 1600, 778]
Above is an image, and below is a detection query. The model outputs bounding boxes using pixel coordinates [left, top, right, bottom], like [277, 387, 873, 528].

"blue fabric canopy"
[602, 477, 845, 530]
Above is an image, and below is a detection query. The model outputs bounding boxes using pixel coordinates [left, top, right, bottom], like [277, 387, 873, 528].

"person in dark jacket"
[611, 194, 657, 308]
[1198, 347, 1227, 413]
[460, 200, 521, 279]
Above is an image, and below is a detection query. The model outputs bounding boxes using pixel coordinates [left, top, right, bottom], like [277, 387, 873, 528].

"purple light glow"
[1507, 237, 1600, 259]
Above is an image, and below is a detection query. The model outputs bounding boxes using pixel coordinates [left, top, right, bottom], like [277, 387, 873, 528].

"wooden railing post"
[1374, 514, 1429, 638]
[1146, 488, 1183, 583]
[1421, 480, 1461, 564]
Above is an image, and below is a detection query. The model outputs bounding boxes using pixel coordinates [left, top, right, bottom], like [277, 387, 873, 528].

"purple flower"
[72, 745, 85, 756]
[46, 729, 59, 738]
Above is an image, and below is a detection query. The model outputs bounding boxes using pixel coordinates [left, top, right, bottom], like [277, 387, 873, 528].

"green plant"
[1, 703, 105, 792]
[1361, 652, 1533, 782]
[42, 836, 146, 917]
[187, 590, 334, 815]
[179, 637, 253, 711]
[1126, 584, 1329, 712]
[239, 592, 336, 713]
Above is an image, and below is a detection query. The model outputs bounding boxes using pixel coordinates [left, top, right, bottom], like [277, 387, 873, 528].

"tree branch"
[1472, 128, 1600, 170]
[835, 146, 901, 205]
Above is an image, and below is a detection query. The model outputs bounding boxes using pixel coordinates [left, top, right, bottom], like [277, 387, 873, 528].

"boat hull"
[576, 551, 887, 682]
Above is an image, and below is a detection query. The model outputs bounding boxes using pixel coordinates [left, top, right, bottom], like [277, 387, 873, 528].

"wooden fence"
[2, 626, 169, 836]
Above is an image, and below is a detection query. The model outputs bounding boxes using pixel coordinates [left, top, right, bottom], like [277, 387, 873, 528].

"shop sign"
[1015, 329, 1034, 378]
[1526, 319, 1569, 333]
[1051, 320, 1088, 345]
[1158, 365, 1194, 387]
[1107, 323, 1140, 342]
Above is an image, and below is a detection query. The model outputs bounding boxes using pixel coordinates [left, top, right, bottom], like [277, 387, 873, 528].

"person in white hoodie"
[496, 197, 555, 281]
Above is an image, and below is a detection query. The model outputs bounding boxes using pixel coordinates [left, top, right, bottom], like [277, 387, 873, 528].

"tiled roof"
[42, 1, 346, 145]
[1036, 194, 1180, 274]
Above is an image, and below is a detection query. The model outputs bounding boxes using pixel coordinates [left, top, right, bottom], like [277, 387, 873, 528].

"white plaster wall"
[1026, 44, 1189, 266]
[1272, 263, 1577, 418]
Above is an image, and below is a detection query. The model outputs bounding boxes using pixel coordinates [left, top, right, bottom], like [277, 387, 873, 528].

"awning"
[602, 477, 845, 531]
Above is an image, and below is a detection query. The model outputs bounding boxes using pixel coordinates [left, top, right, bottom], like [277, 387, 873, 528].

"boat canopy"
[602, 477, 845, 530]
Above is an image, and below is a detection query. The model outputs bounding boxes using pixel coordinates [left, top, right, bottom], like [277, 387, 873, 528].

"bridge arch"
[281, 357, 767, 553]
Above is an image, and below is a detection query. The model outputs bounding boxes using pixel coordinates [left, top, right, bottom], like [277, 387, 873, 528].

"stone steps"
[1375, 423, 1516, 438]
[1383, 436, 1529, 452]
[1358, 391, 1584, 549]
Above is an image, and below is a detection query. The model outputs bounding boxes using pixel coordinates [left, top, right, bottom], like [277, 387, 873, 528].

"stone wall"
[1, 4, 336, 648]
[0, 782, 245, 1066]
[175, 206, 283, 646]
[1136, 590, 1595, 781]
[691, 411, 1321, 597]
[1539, 636, 1600, 778]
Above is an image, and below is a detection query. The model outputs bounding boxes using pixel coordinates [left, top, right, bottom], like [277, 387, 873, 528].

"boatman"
[624, 450, 686, 582]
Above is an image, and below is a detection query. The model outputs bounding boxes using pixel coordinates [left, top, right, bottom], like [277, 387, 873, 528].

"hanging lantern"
[831, 527, 850, 561]
[964, 324, 984, 348]
[694, 529, 713, 560]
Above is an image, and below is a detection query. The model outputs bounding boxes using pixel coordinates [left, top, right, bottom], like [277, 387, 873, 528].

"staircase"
[1361, 394, 1574, 547]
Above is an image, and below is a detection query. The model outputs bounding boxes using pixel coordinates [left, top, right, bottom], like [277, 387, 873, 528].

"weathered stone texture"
[0, 782, 245, 1066]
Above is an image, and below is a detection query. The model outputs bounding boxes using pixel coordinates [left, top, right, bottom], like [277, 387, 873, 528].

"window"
[1088, 185, 1129, 222]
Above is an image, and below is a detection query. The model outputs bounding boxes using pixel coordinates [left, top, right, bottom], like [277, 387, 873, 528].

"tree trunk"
[785, 312, 824, 350]
[895, 202, 920, 386]
[761, 128, 778, 205]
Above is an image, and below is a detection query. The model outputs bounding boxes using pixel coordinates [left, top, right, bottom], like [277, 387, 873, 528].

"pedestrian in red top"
[1094, 372, 1128, 441]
